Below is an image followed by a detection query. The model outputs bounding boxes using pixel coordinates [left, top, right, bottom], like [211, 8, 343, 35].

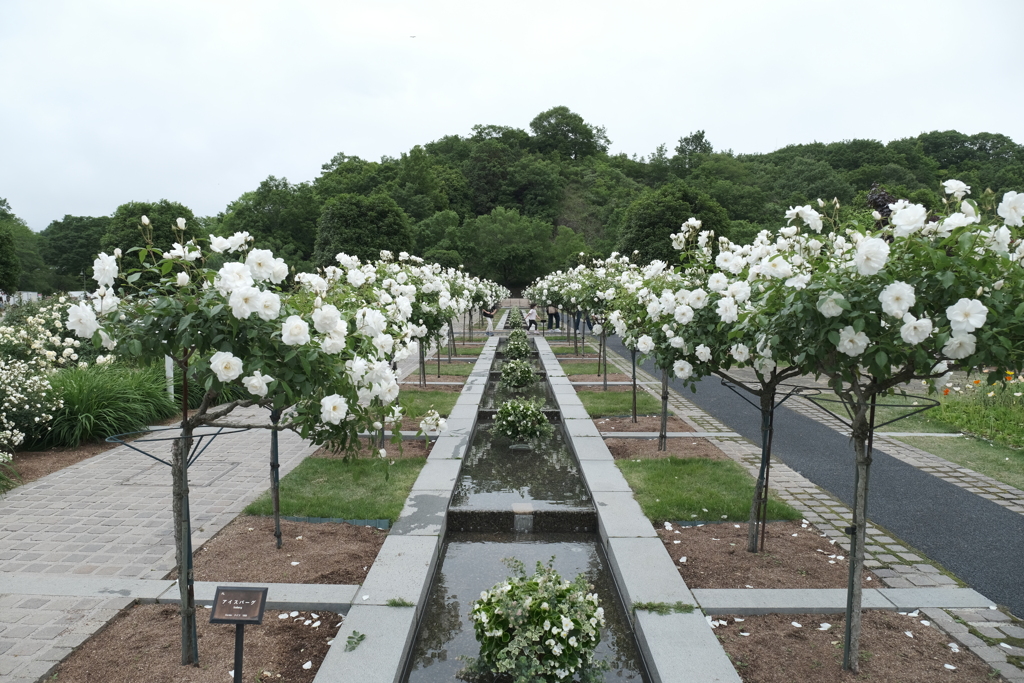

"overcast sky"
[3, 0, 1022, 232]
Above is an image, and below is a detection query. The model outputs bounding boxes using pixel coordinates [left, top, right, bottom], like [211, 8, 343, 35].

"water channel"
[402, 337, 649, 682]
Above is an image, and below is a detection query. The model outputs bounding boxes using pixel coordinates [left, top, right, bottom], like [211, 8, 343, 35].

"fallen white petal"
[837, 556, 845, 561]
[312, 613, 319, 619]
[721, 515, 727, 519]
[712, 538, 720, 541]
[828, 560, 836, 564]
[944, 664, 956, 670]
[739, 632, 750, 636]
[290, 611, 299, 617]
[673, 540, 680, 544]
[291, 561, 300, 566]
[734, 618, 745, 622]
[1000, 642, 1013, 649]
[327, 639, 334, 645]
[302, 661, 312, 670]
[921, 620, 930, 626]
[818, 623, 831, 630]
[792, 533, 798, 537]
[278, 613, 288, 620]
[908, 610, 919, 617]
[867, 577, 872, 581]
[229, 670, 234, 678]
[791, 622, 802, 628]
[904, 631, 914, 638]
[679, 556, 687, 563]
[312, 621, 321, 628]
[989, 606, 997, 610]
[702, 508, 708, 512]
[296, 535, 303, 540]
[362, 595, 369, 600]
[304, 620, 312, 626]
[734, 524, 740, 528]
[746, 585, 753, 588]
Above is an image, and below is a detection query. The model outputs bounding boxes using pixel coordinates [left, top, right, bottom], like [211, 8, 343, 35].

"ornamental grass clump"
[493, 398, 552, 442]
[465, 558, 607, 683]
[504, 337, 532, 361]
[500, 359, 535, 390]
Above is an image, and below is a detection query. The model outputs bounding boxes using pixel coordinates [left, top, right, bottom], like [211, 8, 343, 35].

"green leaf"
[126, 272, 141, 284]
[179, 313, 194, 330]
[129, 339, 142, 357]
[938, 271, 956, 289]
[875, 350, 887, 368]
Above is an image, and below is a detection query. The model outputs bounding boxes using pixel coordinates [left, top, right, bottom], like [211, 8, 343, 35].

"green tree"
[411, 210, 461, 256]
[311, 193, 412, 267]
[674, 130, 714, 172]
[387, 146, 448, 221]
[616, 182, 730, 264]
[529, 106, 610, 160]
[0, 225, 20, 295]
[3, 219, 54, 294]
[463, 138, 521, 216]
[461, 207, 555, 286]
[40, 215, 110, 291]
[219, 176, 320, 272]
[100, 200, 198, 254]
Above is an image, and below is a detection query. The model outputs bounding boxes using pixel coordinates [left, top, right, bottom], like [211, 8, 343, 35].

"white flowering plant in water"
[503, 336, 532, 362]
[493, 398, 552, 443]
[466, 558, 607, 683]
[499, 358, 536, 390]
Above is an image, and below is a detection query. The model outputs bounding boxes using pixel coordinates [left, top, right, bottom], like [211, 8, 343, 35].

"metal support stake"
[270, 408, 282, 550]
[658, 370, 669, 451]
[233, 624, 244, 683]
[631, 349, 637, 423]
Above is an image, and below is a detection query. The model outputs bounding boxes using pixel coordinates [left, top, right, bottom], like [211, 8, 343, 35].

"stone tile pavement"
[0, 405, 317, 683]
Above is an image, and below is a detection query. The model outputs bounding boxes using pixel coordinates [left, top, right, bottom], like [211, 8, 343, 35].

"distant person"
[574, 310, 593, 333]
[482, 304, 496, 336]
[526, 304, 538, 333]
[546, 304, 560, 332]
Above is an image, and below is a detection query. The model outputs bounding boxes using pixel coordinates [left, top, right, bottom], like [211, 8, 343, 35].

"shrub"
[500, 359, 535, 390]
[493, 398, 552, 442]
[507, 308, 525, 330]
[466, 558, 607, 683]
[507, 328, 528, 344]
[0, 358, 61, 456]
[504, 337, 532, 361]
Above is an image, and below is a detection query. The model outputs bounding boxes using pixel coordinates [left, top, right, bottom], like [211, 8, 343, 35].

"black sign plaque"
[209, 586, 269, 624]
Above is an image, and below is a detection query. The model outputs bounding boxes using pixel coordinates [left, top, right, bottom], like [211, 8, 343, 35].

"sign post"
[210, 586, 269, 683]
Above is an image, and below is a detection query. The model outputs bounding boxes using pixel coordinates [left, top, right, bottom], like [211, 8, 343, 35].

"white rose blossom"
[209, 351, 243, 382]
[945, 298, 987, 333]
[92, 253, 118, 288]
[637, 335, 655, 354]
[695, 344, 712, 362]
[817, 292, 845, 318]
[942, 332, 976, 359]
[242, 370, 274, 397]
[280, 315, 311, 346]
[837, 326, 869, 357]
[320, 394, 349, 424]
[854, 237, 889, 276]
[673, 359, 693, 380]
[997, 190, 1024, 227]
[900, 313, 933, 345]
[942, 179, 970, 200]
[878, 281, 915, 319]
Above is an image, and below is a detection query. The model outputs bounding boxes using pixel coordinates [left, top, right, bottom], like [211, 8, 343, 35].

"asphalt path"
[604, 335, 1024, 618]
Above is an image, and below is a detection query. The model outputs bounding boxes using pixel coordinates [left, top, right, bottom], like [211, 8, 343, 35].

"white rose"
[242, 370, 274, 397]
[320, 328, 347, 354]
[878, 281, 915, 319]
[245, 248, 277, 282]
[716, 296, 738, 324]
[228, 286, 262, 320]
[730, 343, 749, 363]
[890, 204, 928, 237]
[727, 281, 751, 303]
[997, 190, 1024, 227]
[945, 298, 987, 333]
[312, 304, 341, 334]
[900, 314, 933, 345]
[320, 394, 349, 424]
[673, 359, 693, 380]
[66, 303, 100, 338]
[854, 237, 889, 276]
[695, 344, 712, 362]
[209, 351, 243, 382]
[175, 272, 190, 287]
[347, 269, 367, 287]
[92, 253, 118, 288]
[673, 304, 694, 325]
[942, 332, 976, 359]
[707, 273, 728, 292]
[836, 326, 869, 357]
[817, 292, 845, 318]
[281, 315, 311, 346]
[637, 335, 655, 354]
[256, 291, 281, 321]
[941, 179, 970, 200]
[215, 262, 254, 295]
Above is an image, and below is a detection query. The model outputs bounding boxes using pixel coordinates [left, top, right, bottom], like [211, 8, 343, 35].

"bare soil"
[9, 441, 113, 484]
[716, 611, 993, 682]
[594, 415, 695, 433]
[400, 375, 467, 387]
[606, 437, 728, 461]
[188, 515, 387, 585]
[51, 603, 339, 683]
[657, 520, 876, 589]
[568, 373, 632, 384]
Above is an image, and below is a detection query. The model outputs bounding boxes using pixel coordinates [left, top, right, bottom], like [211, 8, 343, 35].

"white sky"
[3, 0, 1022, 231]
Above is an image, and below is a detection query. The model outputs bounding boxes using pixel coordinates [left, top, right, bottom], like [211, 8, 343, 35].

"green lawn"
[243, 457, 426, 522]
[617, 458, 802, 524]
[578, 390, 663, 417]
[399, 389, 460, 417]
[897, 435, 1024, 492]
[419, 360, 476, 376]
[560, 362, 605, 375]
[551, 345, 599, 355]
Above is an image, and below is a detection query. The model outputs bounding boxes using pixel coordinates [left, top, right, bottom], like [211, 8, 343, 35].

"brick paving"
[0, 406, 316, 683]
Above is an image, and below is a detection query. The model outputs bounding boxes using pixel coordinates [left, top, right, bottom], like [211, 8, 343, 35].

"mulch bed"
[51, 603, 339, 683]
[606, 437, 728, 460]
[716, 611, 992, 682]
[658, 520, 876, 589]
[594, 415, 695, 433]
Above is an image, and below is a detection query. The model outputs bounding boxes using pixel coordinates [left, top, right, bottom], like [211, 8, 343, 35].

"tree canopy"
[312, 193, 412, 267]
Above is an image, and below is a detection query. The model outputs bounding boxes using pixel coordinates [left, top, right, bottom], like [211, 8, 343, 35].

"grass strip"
[578, 390, 663, 417]
[560, 362, 605, 376]
[399, 389, 460, 418]
[243, 457, 425, 523]
[617, 457, 801, 524]
[418, 361, 476, 377]
[897, 435, 1024, 492]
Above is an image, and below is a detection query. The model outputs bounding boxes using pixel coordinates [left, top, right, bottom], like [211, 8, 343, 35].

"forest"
[3, 105, 1024, 292]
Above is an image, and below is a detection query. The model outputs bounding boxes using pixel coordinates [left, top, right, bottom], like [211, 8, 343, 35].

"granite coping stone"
[578, 459, 633, 493]
[448, 404, 480, 421]
[426, 434, 471, 461]
[692, 588, 895, 615]
[634, 611, 742, 683]
[0, 572, 173, 600]
[558, 404, 592, 420]
[591, 491, 658, 539]
[356, 529, 441, 616]
[410, 459, 462, 492]
[878, 587, 994, 610]
[312, 604, 418, 683]
[389, 491, 450, 537]
[606, 537, 696, 613]
[568, 436, 615, 461]
[562, 418, 602, 438]
[154, 581, 361, 613]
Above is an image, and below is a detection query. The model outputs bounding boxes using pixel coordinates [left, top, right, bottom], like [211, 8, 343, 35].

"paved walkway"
[0, 406, 316, 683]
